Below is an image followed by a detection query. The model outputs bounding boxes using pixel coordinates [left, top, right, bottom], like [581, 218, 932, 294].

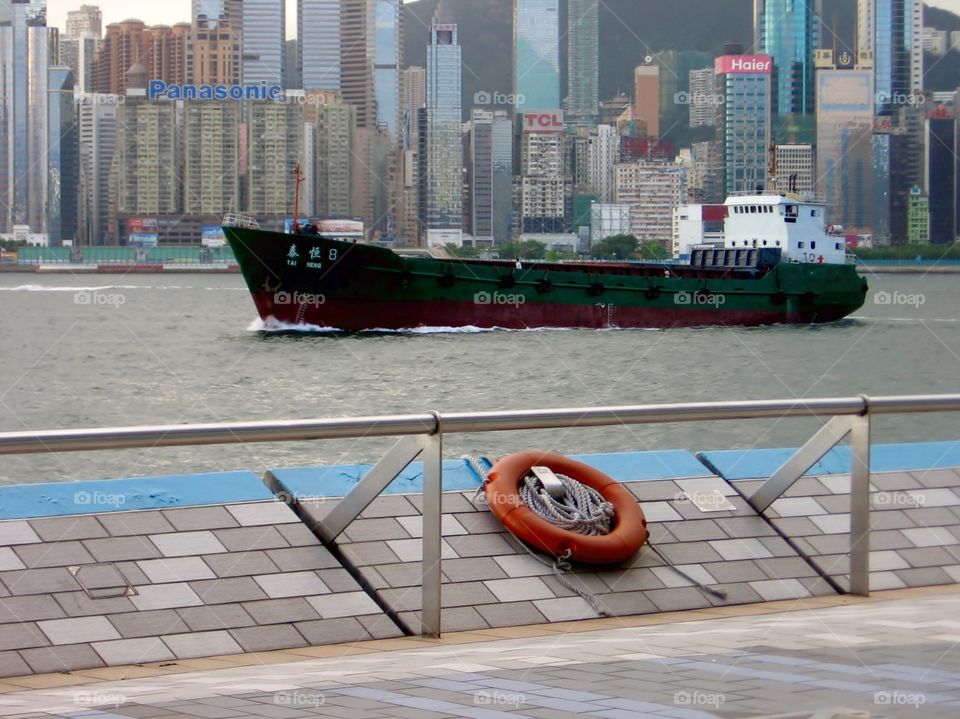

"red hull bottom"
[251, 293, 851, 331]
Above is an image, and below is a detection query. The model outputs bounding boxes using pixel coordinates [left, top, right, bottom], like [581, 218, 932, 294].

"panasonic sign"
[148, 80, 286, 102]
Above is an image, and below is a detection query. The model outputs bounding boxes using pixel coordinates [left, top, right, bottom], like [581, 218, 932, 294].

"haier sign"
[714, 55, 773, 75]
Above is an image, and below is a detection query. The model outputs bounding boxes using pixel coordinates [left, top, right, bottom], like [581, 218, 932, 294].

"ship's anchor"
[262, 278, 281, 294]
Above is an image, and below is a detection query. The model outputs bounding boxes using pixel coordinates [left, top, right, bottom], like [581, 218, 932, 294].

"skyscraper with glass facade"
[513, 0, 560, 111]
[566, 0, 598, 128]
[240, 0, 285, 85]
[755, 0, 819, 117]
[858, 0, 923, 242]
[421, 18, 463, 235]
[299, 0, 340, 91]
[0, 0, 52, 234]
[714, 55, 773, 195]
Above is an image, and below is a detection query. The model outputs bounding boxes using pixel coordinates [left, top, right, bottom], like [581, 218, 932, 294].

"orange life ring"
[485, 451, 648, 564]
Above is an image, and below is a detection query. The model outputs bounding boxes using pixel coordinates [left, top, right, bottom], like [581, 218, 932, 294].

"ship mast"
[292, 164, 303, 234]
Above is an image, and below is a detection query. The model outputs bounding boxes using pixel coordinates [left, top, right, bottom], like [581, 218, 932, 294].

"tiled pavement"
[0, 501, 403, 677]
[1, 587, 959, 718]
[293, 475, 835, 636]
[732, 469, 960, 592]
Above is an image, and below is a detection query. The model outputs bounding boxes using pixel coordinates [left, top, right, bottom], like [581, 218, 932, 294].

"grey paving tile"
[0, 547, 24, 571]
[176, 603, 257, 632]
[661, 519, 727, 542]
[37, 615, 120, 644]
[870, 530, 916, 550]
[595, 590, 660, 616]
[452, 512, 505, 534]
[109, 609, 189, 638]
[358, 612, 404, 639]
[441, 557, 508, 583]
[275, 523, 321, 547]
[266, 546, 341, 572]
[769, 497, 828, 517]
[867, 510, 916, 530]
[0, 622, 50, 651]
[872, 472, 923, 491]
[162, 506, 240, 531]
[700, 559, 769, 583]
[29, 516, 108, 542]
[115, 561, 150, 586]
[532, 596, 599, 622]
[317, 567, 368, 593]
[150, 531, 228, 557]
[772, 517, 821, 537]
[903, 507, 960, 525]
[0, 650, 31, 678]
[0, 521, 41, 546]
[98, 510, 175, 536]
[253, 571, 330, 599]
[376, 561, 426, 588]
[814, 495, 854, 513]
[203, 550, 281, 578]
[342, 517, 412, 543]
[656, 542, 723, 565]
[226, 502, 299, 527]
[231, 624, 308, 652]
[0, 594, 65, 622]
[754, 557, 819, 579]
[709, 538, 773, 561]
[190, 576, 269, 604]
[643, 587, 711, 612]
[214, 526, 291, 552]
[137, 556, 217, 583]
[358, 495, 418, 519]
[0, 567, 81, 595]
[444, 533, 516, 558]
[295, 617, 372, 645]
[399, 605, 489, 632]
[339, 542, 401, 567]
[243, 597, 321, 624]
[627, 480, 684, 501]
[84, 536, 162, 562]
[910, 468, 960, 487]
[20, 643, 105, 673]
[895, 566, 954, 587]
[163, 630, 243, 659]
[483, 577, 554, 603]
[53, 590, 136, 617]
[476, 601, 547, 628]
[599, 567, 665, 592]
[306, 591, 381, 619]
[899, 547, 959, 568]
[748, 578, 810, 600]
[130, 583, 204, 610]
[92, 636, 175, 665]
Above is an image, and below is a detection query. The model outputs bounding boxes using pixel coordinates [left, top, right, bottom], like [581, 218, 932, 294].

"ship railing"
[2, 394, 959, 638]
[222, 213, 261, 230]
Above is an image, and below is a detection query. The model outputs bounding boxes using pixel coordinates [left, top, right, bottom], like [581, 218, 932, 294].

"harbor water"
[1, 270, 957, 484]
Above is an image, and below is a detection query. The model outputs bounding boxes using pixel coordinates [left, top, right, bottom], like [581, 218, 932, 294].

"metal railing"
[1, 393, 959, 637]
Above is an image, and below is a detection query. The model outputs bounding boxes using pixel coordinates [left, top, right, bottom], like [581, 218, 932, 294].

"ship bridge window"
[835, 243, 842, 251]
[811, 210, 817, 217]
[776, 240, 781, 246]
[798, 241, 805, 249]
[811, 241, 816, 249]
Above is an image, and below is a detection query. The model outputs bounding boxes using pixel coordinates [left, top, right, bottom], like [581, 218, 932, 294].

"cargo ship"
[223, 194, 868, 331]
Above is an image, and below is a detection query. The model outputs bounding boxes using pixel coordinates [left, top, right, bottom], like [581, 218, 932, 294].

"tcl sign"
[714, 55, 773, 75]
[523, 110, 564, 133]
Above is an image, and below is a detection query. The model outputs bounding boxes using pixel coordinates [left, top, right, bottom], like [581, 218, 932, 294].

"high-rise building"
[688, 67, 717, 127]
[94, 21, 188, 93]
[773, 144, 815, 195]
[587, 124, 619, 202]
[815, 60, 876, 232]
[468, 109, 513, 245]
[66, 4, 102, 37]
[0, 0, 54, 234]
[614, 159, 687, 245]
[633, 64, 659, 138]
[566, 0, 598, 128]
[925, 94, 958, 244]
[688, 140, 723, 203]
[305, 92, 355, 218]
[859, 0, 923, 242]
[187, 16, 239, 85]
[116, 97, 180, 216]
[193, 0, 239, 29]
[247, 102, 304, 216]
[401, 65, 426, 149]
[513, 0, 560, 111]
[906, 186, 929, 244]
[519, 109, 566, 233]
[421, 15, 463, 238]
[656, 50, 713, 138]
[299, 0, 339, 90]
[755, 0, 819, 117]
[47, 65, 77, 245]
[148, 23, 189, 85]
[715, 54, 773, 195]
[239, 0, 284, 85]
[77, 93, 118, 245]
[183, 102, 241, 215]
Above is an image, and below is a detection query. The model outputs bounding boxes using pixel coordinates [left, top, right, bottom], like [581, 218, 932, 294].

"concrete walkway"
[1, 586, 958, 718]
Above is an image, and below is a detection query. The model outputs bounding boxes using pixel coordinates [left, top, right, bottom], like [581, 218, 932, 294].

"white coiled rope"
[519, 474, 615, 536]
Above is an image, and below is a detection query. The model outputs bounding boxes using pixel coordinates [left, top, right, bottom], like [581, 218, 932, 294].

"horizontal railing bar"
[0, 394, 958, 456]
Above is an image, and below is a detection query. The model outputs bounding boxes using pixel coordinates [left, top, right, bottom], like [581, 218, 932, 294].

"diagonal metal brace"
[749, 415, 854, 513]
[314, 435, 427, 543]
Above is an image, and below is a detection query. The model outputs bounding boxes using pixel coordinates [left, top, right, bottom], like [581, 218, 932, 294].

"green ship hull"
[224, 227, 868, 331]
